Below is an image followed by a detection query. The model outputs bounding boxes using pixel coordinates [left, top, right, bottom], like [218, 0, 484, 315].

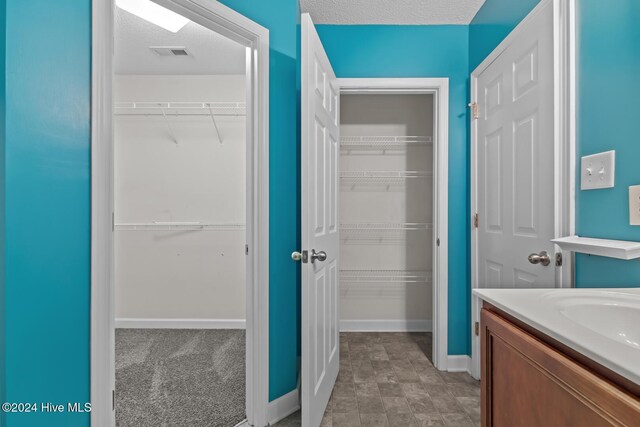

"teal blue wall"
[315, 25, 471, 356]
[218, 0, 301, 401]
[2, 2, 300, 422]
[574, 0, 640, 287]
[469, 0, 541, 72]
[0, 0, 6, 423]
[4, 1, 91, 426]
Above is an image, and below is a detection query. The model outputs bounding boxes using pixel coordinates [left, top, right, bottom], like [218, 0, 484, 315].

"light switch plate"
[630, 185, 640, 226]
[581, 150, 615, 190]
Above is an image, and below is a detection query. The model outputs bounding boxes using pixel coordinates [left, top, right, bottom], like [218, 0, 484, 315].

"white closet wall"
[114, 75, 246, 321]
[340, 94, 434, 329]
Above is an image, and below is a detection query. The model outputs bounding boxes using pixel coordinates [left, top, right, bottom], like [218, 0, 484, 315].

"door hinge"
[474, 321, 480, 337]
[473, 213, 479, 229]
[112, 389, 115, 411]
[556, 252, 563, 267]
[469, 102, 479, 120]
[245, 244, 249, 255]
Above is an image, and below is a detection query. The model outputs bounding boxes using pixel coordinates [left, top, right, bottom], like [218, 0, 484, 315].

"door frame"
[469, 0, 576, 379]
[91, 0, 270, 426]
[338, 78, 450, 371]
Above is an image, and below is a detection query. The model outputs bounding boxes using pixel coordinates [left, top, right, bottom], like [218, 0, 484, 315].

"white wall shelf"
[341, 171, 432, 182]
[114, 101, 246, 117]
[551, 236, 640, 260]
[341, 223, 433, 231]
[115, 222, 246, 231]
[340, 270, 432, 284]
[341, 135, 432, 150]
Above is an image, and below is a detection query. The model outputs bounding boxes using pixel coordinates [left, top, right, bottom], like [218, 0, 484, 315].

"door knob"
[528, 251, 551, 266]
[310, 249, 327, 263]
[291, 251, 308, 263]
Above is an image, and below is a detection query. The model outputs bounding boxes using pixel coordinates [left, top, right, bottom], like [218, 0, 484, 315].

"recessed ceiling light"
[116, 0, 190, 33]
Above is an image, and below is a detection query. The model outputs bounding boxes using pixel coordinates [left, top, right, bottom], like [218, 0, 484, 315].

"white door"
[300, 13, 340, 427]
[472, 1, 558, 374]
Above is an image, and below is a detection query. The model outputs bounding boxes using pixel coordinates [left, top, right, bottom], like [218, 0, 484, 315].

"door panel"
[476, 0, 556, 290]
[301, 13, 340, 427]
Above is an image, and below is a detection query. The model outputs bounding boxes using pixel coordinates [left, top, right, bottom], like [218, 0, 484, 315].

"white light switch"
[630, 185, 640, 226]
[581, 150, 615, 190]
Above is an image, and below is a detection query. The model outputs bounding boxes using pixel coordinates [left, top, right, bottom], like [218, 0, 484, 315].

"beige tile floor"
[275, 332, 480, 427]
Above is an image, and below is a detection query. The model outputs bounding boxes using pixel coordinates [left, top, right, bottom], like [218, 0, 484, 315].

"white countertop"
[474, 288, 640, 386]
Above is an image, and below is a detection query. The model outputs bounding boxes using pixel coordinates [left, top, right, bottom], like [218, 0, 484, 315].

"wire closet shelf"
[340, 269, 432, 285]
[341, 135, 433, 150]
[340, 171, 432, 183]
[114, 101, 246, 117]
[114, 222, 245, 231]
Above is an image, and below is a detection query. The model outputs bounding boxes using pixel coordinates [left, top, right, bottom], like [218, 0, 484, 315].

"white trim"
[469, 0, 576, 380]
[338, 78, 449, 372]
[91, 1, 270, 426]
[91, 1, 115, 425]
[447, 355, 471, 373]
[267, 388, 300, 426]
[340, 320, 433, 333]
[115, 318, 247, 329]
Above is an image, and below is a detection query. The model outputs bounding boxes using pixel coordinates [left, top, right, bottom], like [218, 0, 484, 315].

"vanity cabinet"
[481, 307, 640, 427]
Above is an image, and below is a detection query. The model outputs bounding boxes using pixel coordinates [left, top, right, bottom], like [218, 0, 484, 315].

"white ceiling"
[300, 0, 486, 25]
[114, 6, 246, 75]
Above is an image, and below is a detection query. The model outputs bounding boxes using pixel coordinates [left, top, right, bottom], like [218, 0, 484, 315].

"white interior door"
[301, 13, 340, 427]
[472, 1, 557, 375]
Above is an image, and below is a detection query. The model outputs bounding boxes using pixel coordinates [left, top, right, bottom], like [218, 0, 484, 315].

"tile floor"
[275, 332, 480, 427]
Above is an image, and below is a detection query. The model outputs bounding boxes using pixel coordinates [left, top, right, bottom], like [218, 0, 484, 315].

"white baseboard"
[115, 318, 246, 329]
[340, 319, 432, 332]
[447, 355, 471, 373]
[268, 388, 299, 425]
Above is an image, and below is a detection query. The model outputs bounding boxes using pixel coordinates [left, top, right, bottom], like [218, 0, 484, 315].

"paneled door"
[472, 0, 558, 376]
[300, 13, 340, 427]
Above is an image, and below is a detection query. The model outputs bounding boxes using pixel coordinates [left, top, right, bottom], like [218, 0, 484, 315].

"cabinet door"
[481, 309, 640, 427]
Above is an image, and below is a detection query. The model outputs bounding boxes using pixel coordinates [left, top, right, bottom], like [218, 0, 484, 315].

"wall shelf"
[341, 223, 432, 231]
[341, 135, 432, 150]
[115, 222, 246, 231]
[551, 236, 640, 260]
[114, 101, 246, 117]
[341, 171, 432, 182]
[340, 269, 432, 284]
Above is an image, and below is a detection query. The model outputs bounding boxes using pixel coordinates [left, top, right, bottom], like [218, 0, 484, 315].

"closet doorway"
[90, 0, 270, 426]
[337, 79, 450, 371]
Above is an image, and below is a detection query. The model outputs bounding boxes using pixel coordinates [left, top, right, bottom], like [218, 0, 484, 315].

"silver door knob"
[528, 251, 551, 266]
[291, 251, 308, 263]
[310, 249, 327, 263]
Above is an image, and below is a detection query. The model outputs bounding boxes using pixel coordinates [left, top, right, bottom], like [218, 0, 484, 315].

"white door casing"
[470, 0, 576, 379]
[301, 13, 340, 427]
[91, 0, 271, 426]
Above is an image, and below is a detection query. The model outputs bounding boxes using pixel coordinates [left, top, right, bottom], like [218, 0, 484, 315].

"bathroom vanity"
[475, 289, 640, 426]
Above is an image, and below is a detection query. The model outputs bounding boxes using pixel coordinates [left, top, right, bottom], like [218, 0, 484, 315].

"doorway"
[91, 0, 270, 425]
[299, 15, 451, 422]
[337, 79, 450, 373]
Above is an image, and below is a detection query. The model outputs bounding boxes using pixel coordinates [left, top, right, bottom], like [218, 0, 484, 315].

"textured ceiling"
[300, 0, 486, 25]
[115, 6, 246, 75]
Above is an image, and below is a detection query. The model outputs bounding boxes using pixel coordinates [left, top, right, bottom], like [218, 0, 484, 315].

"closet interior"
[339, 94, 435, 342]
[112, 6, 249, 426]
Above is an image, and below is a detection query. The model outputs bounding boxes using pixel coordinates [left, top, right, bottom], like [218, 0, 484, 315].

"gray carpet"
[115, 329, 246, 427]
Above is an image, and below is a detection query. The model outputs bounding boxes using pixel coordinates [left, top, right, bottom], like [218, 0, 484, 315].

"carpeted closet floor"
[115, 329, 246, 427]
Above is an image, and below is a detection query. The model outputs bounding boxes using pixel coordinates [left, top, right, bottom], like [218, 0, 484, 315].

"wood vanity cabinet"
[481, 306, 640, 427]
